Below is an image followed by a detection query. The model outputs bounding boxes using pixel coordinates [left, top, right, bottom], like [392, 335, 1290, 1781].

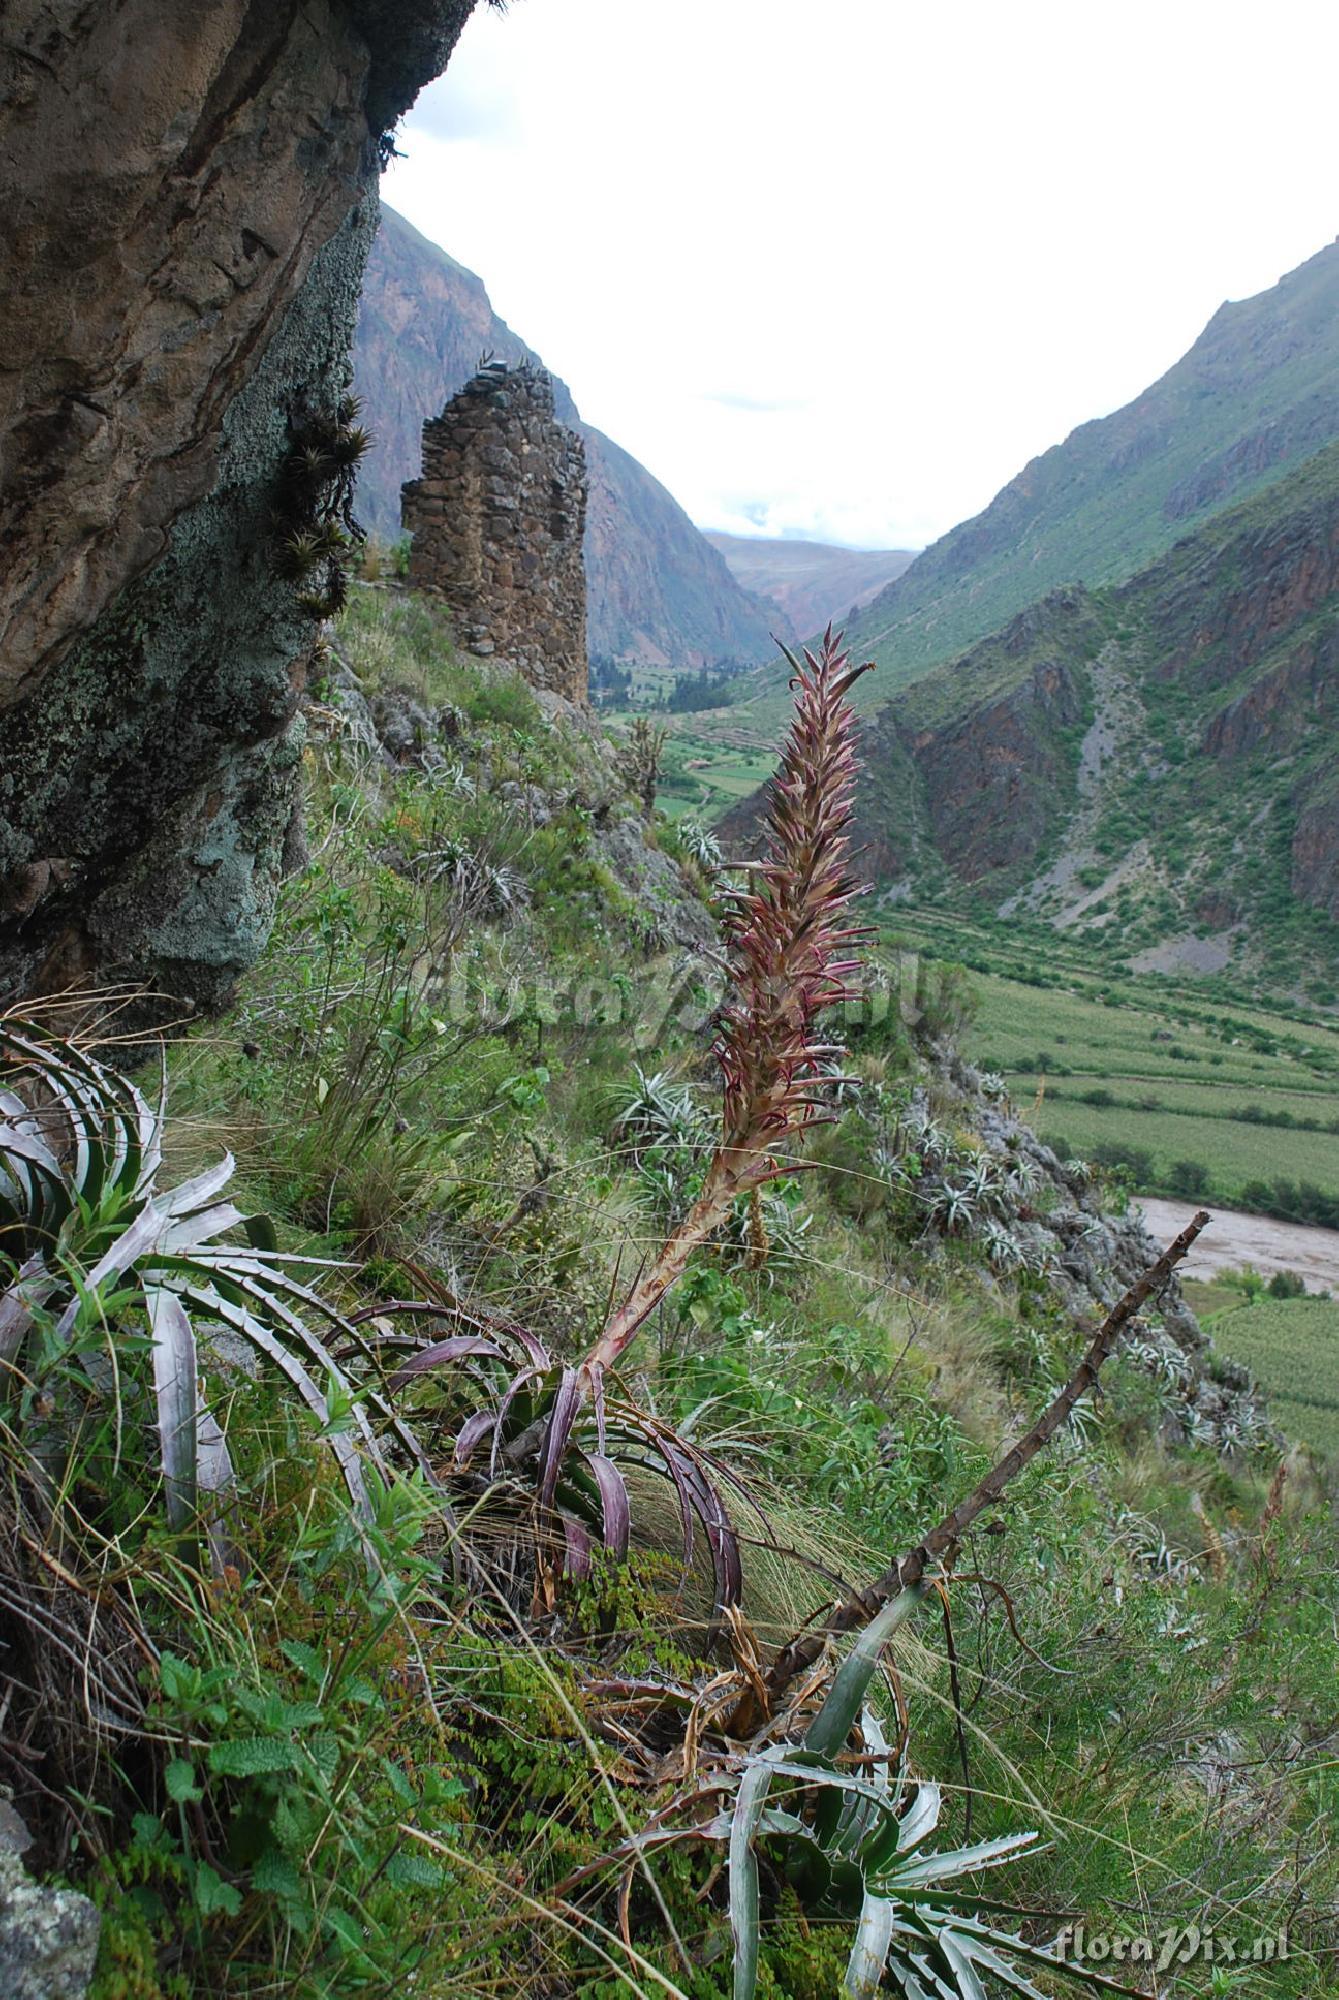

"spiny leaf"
[729, 1754, 779, 2000]
[847, 1891, 895, 1997]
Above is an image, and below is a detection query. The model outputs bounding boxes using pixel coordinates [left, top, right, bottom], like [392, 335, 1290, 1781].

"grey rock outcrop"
[0, 0, 478, 1011]
[0, 1850, 99, 2000]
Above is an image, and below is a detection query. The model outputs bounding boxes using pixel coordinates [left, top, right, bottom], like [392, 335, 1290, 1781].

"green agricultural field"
[1206, 1297, 1339, 1460]
[656, 727, 776, 821]
[1035, 1097, 1339, 1199]
[877, 907, 1339, 1213]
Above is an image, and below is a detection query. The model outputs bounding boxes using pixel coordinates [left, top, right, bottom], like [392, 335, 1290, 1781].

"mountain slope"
[721, 235, 1339, 739]
[704, 533, 917, 638]
[855, 440, 1339, 990]
[353, 207, 777, 675]
[851, 234, 1339, 685]
[855, 235, 1339, 684]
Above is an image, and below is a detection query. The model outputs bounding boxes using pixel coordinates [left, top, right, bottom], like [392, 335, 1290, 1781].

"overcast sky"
[384, 0, 1339, 551]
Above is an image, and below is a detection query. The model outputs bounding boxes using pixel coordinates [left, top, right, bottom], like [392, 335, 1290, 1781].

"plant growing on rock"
[675, 817, 724, 878]
[273, 394, 373, 620]
[615, 716, 668, 819]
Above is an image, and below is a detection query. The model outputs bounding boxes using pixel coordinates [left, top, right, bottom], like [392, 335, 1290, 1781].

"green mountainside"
[852, 233, 1339, 678]
[353, 206, 778, 675]
[720, 235, 1339, 735]
[854, 440, 1339, 993]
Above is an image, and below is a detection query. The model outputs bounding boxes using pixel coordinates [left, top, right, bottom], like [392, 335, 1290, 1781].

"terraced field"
[656, 729, 776, 822]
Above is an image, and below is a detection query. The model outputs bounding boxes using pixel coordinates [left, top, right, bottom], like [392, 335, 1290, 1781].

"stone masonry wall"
[401, 361, 588, 700]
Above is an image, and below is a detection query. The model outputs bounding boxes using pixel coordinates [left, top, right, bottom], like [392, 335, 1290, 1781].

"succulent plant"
[0, 1021, 422, 1571]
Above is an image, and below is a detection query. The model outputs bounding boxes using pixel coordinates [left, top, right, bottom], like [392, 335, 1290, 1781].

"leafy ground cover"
[6, 590, 1335, 1999]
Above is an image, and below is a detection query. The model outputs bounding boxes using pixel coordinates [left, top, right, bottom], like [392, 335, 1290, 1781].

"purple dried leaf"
[489, 1364, 547, 1478]
[536, 1366, 582, 1521]
[580, 1449, 632, 1561]
[452, 1408, 498, 1469]
[561, 1512, 595, 1581]
[388, 1334, 506, 1386]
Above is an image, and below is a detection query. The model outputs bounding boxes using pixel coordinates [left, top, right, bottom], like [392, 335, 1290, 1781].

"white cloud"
[385, 0, 1339, 551]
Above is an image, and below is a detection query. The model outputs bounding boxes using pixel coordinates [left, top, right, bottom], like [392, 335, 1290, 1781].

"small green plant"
[273, 395, 373, 618]
[615, 716, 668, 819]
[676, 818, 724, 877]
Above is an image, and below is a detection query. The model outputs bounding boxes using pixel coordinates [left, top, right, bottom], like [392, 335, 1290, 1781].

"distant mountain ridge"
[852, 441, 1339, 991]
[704, 534, 917, 641]
[846, 234, 1339, 689]
[723, 235, 1339, 736]
[353, 207, 777, 674]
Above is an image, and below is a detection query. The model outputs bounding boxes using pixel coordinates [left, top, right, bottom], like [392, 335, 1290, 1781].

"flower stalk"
[583, 627, 874, 1377]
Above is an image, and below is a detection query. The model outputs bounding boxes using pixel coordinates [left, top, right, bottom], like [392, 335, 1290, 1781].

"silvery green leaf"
[805, 1586, 926, 1761]
[145, 1287, 198, 1530]
[53, 1200, 166, 1340]
[846, 1892, 895, 1997]
[161, 1155, 237, 1218]
[195, 1399, 240, 1578]
[729, 1753, 778, 2000]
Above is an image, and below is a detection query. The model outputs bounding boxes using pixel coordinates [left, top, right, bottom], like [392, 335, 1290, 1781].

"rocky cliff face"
[0, 0, 476, 1011]
[849, 586, 1104, 887]
[901, 653, 1085, 883]
[353, 207, 777, 674]
[1292, 773, 1339, 922]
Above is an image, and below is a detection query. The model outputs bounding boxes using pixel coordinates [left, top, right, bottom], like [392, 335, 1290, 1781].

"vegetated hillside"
[849, 232, 1339, 681]
[856, 439, 1339, 993]
[20, 582, 1334, 1997]
[704, 531, 917, 638]
[353, 206, 777, 674]
[724, 233, 1339, 732]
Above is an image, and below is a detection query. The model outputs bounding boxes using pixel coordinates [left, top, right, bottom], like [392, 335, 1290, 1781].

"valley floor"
[1138, 1195, 1339, 1294]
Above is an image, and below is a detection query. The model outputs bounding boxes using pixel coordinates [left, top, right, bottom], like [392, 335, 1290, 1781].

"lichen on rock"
[0, 1851, 100, 2000]
[0, 0, 480, 1013]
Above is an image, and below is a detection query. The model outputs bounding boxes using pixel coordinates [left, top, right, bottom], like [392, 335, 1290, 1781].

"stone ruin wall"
[401, 362, 589, 701]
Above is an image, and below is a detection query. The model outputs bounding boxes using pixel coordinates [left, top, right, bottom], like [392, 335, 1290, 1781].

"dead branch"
[734, 1209, 1210, 1729]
